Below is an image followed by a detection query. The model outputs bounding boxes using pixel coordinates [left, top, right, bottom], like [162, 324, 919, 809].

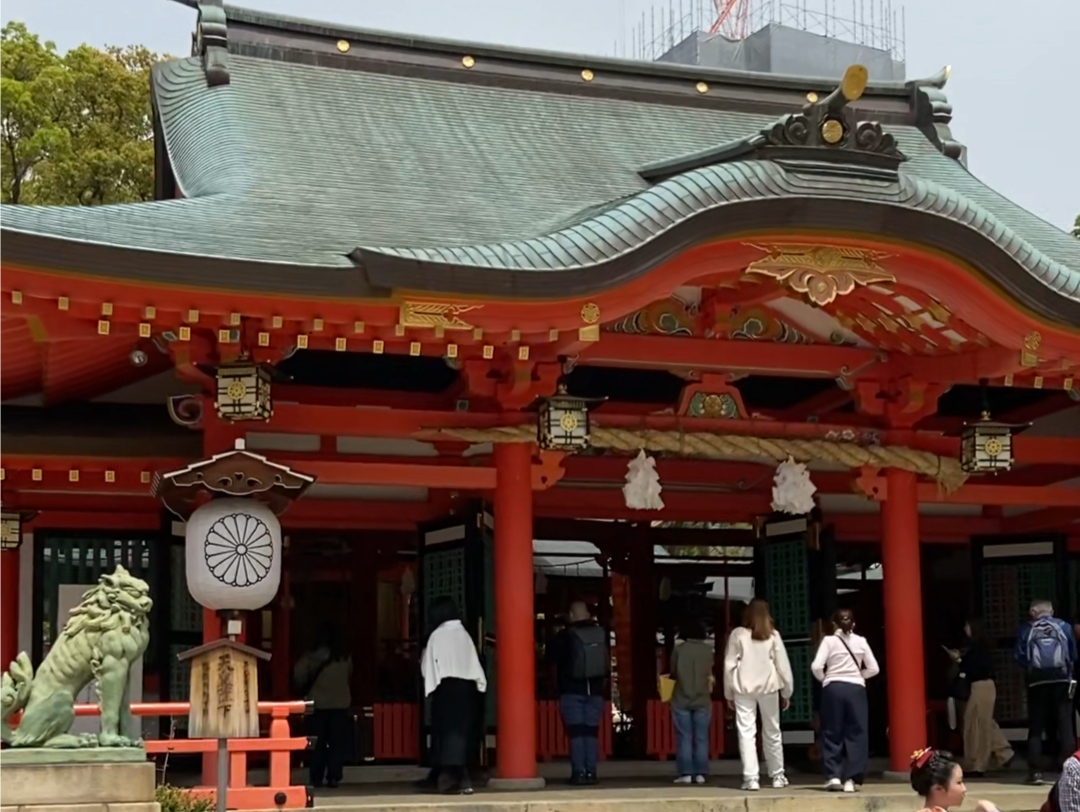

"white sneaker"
[693, 775, 706, 784]
[843, 779, 857, 793]
[742, 778, 760, 791]
[825, 778, 843, 791]
[772, 773, 789, 789]
[673, 775, 692, 784]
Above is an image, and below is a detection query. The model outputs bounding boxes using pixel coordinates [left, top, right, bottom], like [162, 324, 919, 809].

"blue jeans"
[559, 693, 604, 776]
[671, 705, 711, 778]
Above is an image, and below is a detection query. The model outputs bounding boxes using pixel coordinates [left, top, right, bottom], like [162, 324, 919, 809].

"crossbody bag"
[834, 635, 863, 673]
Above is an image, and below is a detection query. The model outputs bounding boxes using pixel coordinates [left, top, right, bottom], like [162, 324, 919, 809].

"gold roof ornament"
[744, 243, 895, 307]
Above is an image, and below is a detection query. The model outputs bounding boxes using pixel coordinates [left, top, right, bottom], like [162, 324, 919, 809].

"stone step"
[271, 782, 1049, 812]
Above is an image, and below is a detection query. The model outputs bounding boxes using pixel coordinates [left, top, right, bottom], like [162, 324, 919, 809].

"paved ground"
[293, 778, 1049, 812]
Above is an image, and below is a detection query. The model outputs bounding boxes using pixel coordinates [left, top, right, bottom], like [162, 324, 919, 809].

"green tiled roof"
[1, 11, 1077, 306]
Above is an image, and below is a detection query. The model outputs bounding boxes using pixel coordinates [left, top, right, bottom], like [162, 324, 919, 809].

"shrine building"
[1, 0, 1078, 784]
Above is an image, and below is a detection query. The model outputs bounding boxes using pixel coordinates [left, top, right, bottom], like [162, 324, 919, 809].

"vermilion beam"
[1000, 506, 1080, 535]
[859, 478, 1080, 507]
[990, 463, 1080, 488]
[781, 387, 853, 421]
[301, 460, 495, 489]
[534, 487, 773, 522]
[580, 333, 881, 377]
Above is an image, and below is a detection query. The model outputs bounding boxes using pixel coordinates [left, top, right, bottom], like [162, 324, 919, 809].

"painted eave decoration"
[152, 439, 315, 519]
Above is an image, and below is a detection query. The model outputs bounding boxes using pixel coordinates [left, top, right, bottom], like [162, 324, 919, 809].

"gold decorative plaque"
[1020, 331, 1041, 368]
[399, 302, 481, 331]
[744, 243, 895, 306]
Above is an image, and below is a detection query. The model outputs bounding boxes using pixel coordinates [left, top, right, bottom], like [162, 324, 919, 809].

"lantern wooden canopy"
[177, 637, 271, 739]
[151, 439, 316, 519]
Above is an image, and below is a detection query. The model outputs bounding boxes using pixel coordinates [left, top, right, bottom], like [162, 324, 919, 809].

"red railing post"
[54, 700, 311, 810]
[268, 705, 292, 790]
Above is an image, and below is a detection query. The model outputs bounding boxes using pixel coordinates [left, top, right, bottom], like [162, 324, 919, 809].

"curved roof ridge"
[354, 158, 1080, 302]
[204, 0, 916, 97]
[152, 56, 257, 198]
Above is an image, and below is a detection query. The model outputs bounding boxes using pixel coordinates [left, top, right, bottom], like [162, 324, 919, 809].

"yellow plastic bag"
[658, 674, 675, 703]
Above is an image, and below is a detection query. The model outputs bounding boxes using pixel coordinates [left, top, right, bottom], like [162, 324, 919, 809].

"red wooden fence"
[64, 701, 310, 810]
[371, 701, 614, 762]
[645, 699, 727, 760]
[372, 702, 421, 760]
[536, 700, 613, 761]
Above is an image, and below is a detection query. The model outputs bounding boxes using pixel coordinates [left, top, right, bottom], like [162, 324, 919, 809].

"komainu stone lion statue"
[1, 565, 153, 748]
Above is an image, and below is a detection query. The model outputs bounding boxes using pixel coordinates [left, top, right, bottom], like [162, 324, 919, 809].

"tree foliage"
[1, 22, 161, 206]
[1073, 212, 1079, 239]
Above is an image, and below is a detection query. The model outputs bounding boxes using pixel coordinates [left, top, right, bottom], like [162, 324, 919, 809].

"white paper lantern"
[186, 498, 281, 611]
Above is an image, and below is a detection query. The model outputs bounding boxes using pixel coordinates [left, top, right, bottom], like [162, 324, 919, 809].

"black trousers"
[309, 708, 351, 786]
[820, 681, 869, 783]
[426, 677, 478, 791]
[1027, 682, 1075, 775]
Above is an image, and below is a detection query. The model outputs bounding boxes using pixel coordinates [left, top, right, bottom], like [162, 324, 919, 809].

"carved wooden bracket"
[853, 378, 948, 428]
[677, 373, 749, 419]
[153, 439, 315, 519]
[531, 450, 566, 491]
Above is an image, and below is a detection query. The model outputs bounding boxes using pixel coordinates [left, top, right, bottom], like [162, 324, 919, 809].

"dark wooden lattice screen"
[34, 535, 159, 664]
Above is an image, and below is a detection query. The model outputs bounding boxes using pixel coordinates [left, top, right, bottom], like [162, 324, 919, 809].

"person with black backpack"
[547, 600, 608, 785]
[1015, 600, 1078, 786]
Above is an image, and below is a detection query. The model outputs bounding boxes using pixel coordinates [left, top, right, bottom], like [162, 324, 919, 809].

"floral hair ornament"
[910, 748, 934, 768]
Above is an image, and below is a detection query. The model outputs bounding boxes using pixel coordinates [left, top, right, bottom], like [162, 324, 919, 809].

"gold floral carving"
[744, 243, 895, 306]
[580, 302, 601, 324]
[399, 302, 481, 331]
[1020, 330, 1041, 368]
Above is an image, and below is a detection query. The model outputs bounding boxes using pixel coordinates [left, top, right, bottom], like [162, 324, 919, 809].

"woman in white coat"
[724, 598, 794, 791]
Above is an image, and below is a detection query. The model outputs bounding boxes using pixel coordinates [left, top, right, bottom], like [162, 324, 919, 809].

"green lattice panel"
[990, 647, 1026, 722]
[982, 566, 1019, 638]
[783, 642, 813, 725]
[1015, 562, 1057, 618]
[423, 547, 466, 630]
[983, 561, 1056, 637]
[765, 540, 809, 636]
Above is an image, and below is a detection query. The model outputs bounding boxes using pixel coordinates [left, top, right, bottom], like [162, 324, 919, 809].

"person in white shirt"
[293, 625, 353, 789]
[419, 596, 487, 796]
[810, 608, 879, 793]
[724, 599, 795, 792]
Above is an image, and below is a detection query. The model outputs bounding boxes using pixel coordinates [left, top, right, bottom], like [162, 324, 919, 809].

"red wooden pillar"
[1, 547, 20, 670]
[490, 442, 543, 789]
[880, 467, 927, 772]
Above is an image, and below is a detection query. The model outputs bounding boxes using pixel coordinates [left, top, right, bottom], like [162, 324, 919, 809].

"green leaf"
[1, 21, 164, 205]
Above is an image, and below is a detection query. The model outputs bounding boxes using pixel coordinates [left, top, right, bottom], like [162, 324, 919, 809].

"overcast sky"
[3, 0, 1077, 231]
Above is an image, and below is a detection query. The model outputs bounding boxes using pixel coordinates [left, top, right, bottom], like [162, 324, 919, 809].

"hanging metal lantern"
[216, 361, 272, 421]
[959, 412, 1026, 474]
[538, 384, 597, 451]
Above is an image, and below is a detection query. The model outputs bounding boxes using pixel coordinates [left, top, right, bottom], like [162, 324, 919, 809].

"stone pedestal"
[0, 751, 158, 812]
